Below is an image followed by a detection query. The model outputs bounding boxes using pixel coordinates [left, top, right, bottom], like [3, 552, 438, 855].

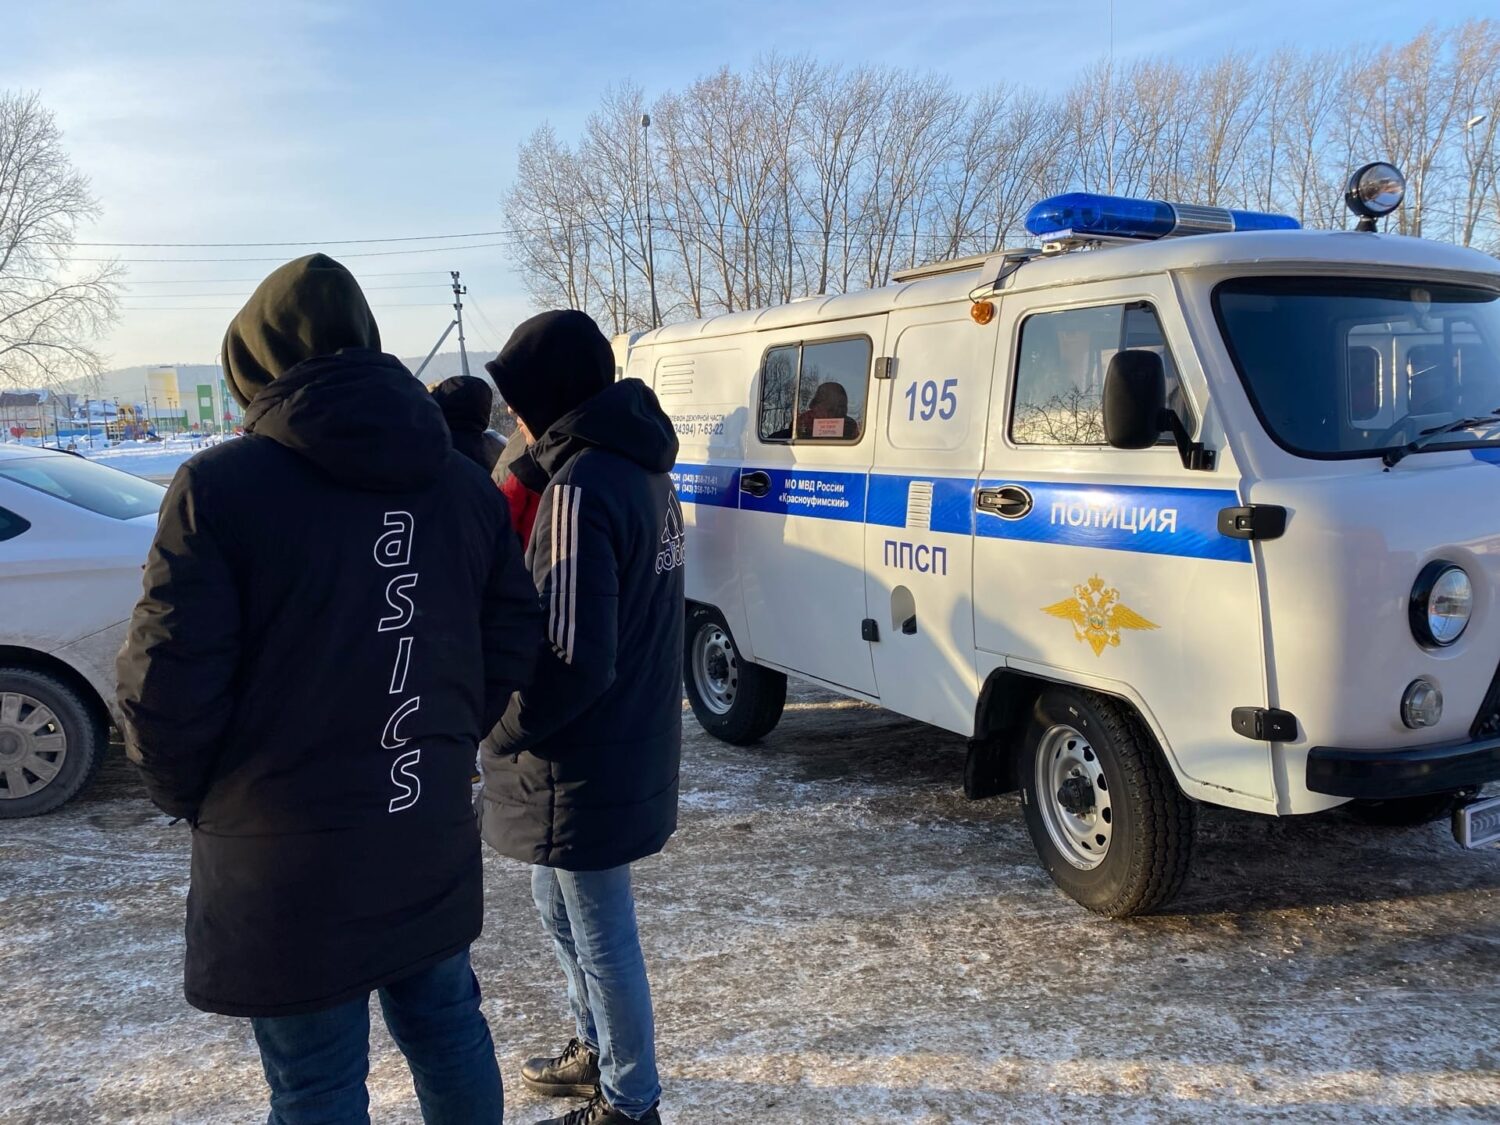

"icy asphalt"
[1, 683, 1497, 1124]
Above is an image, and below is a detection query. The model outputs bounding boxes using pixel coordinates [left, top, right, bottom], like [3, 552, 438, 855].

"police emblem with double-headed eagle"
[1042, 575, 1158, 656]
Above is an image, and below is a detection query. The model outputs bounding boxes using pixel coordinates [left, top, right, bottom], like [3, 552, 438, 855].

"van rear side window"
[1011, 302, 1191, 446]
[758, 337, 871, 444]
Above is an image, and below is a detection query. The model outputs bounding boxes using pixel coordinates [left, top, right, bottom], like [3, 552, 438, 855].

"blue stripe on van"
[672, 462, 1250, 562]
[737, 467, 868, 523]
[973, 479, 1250, 563]
[867, 474, 975, 534]
[671, 464, 740, 507]
[1475, 449, 1500, 466]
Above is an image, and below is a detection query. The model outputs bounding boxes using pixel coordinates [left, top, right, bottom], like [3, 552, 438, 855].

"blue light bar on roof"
[1025, 192, 1300, 241]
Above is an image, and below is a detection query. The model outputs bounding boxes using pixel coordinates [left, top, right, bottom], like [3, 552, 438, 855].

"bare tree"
[1450, 20, 1500, 247]
[0, 91, 120, 390]
[1359, 28, 1464, 237]
[503, 125, 594, 313]
[502, 24, 1500, 335]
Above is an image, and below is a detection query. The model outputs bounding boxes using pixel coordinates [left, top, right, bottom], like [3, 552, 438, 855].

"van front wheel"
[1019, 686, 1194, 917]
[684, 607, 786, 745]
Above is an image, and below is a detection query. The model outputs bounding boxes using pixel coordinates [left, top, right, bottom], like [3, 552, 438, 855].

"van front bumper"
[1307, 736, 1500, 799]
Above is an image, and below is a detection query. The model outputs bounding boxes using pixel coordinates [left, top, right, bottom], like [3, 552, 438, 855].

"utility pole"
[641, 113, 661, 330]
[451, 271, 471, 378]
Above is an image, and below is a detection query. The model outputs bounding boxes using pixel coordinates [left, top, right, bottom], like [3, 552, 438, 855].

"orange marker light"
[970, 300, 995, 325]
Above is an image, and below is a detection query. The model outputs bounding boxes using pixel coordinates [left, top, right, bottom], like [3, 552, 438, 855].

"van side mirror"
[1103, 351, 1166, 449]
[1102, 350, 1216, 471]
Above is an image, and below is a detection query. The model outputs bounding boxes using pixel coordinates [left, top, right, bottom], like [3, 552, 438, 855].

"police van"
[624, 163, 1500, 916]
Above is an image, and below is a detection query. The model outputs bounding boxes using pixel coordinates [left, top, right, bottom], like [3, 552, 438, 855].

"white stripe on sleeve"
[548, 484, 581, 664]
[564, 484, 581, 663]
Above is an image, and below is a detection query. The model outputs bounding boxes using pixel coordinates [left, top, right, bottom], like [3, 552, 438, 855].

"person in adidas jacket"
[480, 310, 683, 1125]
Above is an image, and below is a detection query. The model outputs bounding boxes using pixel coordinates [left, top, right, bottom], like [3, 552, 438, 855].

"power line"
[75, 228, 513, 248]
[54, 204, 1500, 269]
[466, 298, 511, 355]
[119, 302, 455, 311]
[51, 213, 908, 265]
[122, 283, 444, 298]
[123, 270, 450, 284]
[60, 240, 512, 264]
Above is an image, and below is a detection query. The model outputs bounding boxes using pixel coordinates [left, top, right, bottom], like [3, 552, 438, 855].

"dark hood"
[222, 254, 380, 408]
[513, 379, 678, 491]
[485, 310, 614, 437]
[244, 349, 452, 492]
[428, 374, 493, 434]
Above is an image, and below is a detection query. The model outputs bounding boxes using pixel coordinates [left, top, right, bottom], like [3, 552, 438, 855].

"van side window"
[758, 337, 871, 444]
[1347, 345, 1382, 422]
[1011, 302, 1192, 446]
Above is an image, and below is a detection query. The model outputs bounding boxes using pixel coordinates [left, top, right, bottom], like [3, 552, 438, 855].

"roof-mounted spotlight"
[1345, 162, 1406, 232]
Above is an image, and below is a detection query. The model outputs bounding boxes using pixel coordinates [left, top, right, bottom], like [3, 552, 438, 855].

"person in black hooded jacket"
[429, 373, 507, 472]
[479, 310, 682, 1125]
[116, 253, 543, 1125]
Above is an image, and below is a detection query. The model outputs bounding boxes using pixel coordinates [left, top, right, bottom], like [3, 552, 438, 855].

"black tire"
[1346, 789, 1474, 827]
[0, 667, 107, 818]
[1018, 686, 1194, 917]
[683, 605, 786, 745]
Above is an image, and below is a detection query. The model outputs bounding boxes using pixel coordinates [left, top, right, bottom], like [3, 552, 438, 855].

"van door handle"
[976, 485, 1034, 520]
[739, 471, 771, 498]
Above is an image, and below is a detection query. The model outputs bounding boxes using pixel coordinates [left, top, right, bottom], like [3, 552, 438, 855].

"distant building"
[0, 389, 76, 441]
[139, 366, 242, 433]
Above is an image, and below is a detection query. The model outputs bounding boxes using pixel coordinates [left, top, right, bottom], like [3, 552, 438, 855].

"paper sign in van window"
[812, 418, 845, 438]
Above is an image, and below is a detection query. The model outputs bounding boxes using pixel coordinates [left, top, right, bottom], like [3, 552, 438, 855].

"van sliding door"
[737, 318, 885, 695]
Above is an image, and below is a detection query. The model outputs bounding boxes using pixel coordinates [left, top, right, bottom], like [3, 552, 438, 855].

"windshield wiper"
[1383, 408, 1500, 469]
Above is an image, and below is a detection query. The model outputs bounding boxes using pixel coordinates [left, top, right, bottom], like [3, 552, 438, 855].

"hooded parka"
[429, 374, 506, 472]
[117, 255, 543, 1017]
[479, 311, 684, 871]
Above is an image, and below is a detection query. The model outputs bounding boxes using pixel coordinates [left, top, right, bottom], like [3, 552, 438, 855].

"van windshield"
[1213, 278, 1500, 459]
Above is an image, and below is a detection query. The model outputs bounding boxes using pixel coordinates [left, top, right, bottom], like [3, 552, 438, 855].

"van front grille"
[1472, 658, 1500, 741]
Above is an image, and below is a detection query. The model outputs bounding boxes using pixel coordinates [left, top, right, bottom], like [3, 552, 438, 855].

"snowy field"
[86, 436, 222, 482]
[1, 683, 1498, 1123]
[0, 435, 210, 483]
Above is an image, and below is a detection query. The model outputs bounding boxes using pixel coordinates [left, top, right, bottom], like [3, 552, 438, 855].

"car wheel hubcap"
[692, 625, 739, 715]
[0, 692, 68, 800]
[1035, 723, 1112, 870]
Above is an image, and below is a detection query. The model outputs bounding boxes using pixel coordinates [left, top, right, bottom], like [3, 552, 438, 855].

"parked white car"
[0, 446, 162, 816]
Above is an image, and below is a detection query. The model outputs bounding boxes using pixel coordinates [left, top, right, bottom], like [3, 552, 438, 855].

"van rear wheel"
[1019, 686, 1194, 917]
[684, 606, 786, 745]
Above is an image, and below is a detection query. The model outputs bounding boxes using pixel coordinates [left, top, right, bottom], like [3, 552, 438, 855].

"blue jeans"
[250, 949, 502, 1125]
[531, 864, 661, 1117]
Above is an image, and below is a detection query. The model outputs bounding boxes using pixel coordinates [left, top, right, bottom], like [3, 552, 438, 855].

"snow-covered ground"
[1, 684, 1497, 1123]
[86, 436, 228, 481]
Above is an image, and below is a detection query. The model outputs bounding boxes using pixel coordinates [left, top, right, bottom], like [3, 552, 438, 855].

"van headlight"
[1409, 561, 1473, 647]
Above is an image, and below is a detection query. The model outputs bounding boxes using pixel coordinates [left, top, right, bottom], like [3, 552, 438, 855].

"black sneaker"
[532, 1093, 661, 1125]
[521, 1038, 601, 1099]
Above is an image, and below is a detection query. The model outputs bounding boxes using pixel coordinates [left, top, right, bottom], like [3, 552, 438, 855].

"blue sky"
[5, 0, 1489, 368]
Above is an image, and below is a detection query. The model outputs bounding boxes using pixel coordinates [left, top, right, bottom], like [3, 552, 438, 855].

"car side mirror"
[1102, 349, 1217, 471]
[1103, 350, 1166, 449]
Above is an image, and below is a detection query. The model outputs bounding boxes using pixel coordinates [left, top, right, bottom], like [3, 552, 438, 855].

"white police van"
[626, 164, 1500, 916]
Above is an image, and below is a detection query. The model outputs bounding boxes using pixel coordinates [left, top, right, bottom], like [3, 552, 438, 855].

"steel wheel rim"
[691, 624, 739, 715]
[0, 691, 68, 800]
[1035, 723, 1112, 870]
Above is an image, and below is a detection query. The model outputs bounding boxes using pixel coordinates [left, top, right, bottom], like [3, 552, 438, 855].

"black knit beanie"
[484, 310, 614, 436]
